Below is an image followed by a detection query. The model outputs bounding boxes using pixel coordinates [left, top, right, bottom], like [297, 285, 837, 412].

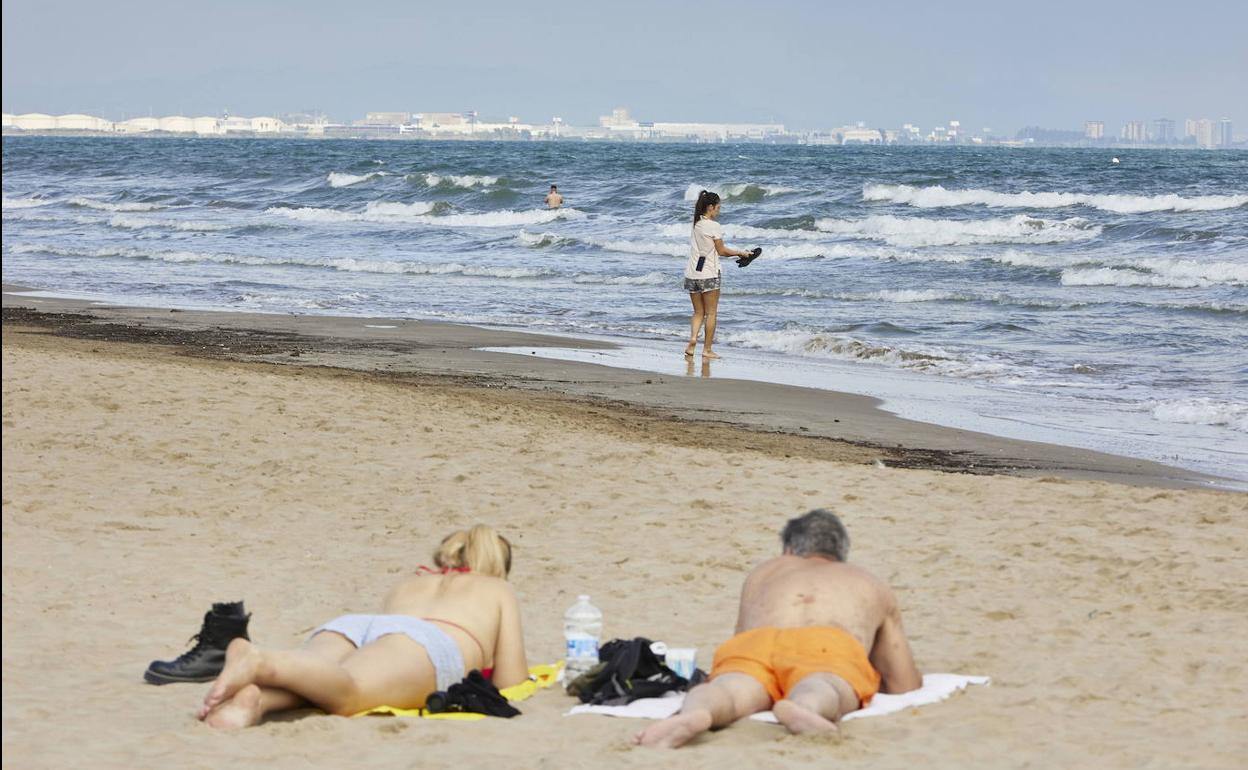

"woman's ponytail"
[433, 524, 513, 578]
[692, 189, 720, 227]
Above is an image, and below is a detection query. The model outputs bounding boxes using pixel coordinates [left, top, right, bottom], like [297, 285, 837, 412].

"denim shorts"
[683, 276, 722, 293]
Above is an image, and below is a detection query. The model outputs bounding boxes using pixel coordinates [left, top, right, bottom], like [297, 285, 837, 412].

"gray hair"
[781, 509, 849, 561]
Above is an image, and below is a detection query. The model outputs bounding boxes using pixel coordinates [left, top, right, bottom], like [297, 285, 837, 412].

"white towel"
[565, 673, 989, 723]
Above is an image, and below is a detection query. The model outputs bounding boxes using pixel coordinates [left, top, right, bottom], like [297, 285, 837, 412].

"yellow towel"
[356, 663, 562, 720]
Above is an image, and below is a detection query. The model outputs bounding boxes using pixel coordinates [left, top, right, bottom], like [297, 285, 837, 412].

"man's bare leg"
[634, 673, 771, 749]
[772, 673, 857, 736]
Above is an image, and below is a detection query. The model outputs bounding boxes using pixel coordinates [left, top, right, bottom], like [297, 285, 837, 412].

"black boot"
[144, 602, 251, 685]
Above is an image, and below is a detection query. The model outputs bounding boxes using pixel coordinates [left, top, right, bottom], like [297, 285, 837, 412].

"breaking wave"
[1150, 398, 1248, 433]
[1061, 258, 1248, 289]
[572, 271, 671, 286]
[863, 184, 1248, 213]
[2, 195, 54, 209]
[813, 214, 1101, 247]
[418, 173, 500, 189]
[326, 171, 388, 187]
[66, 197, 166, 212]
[269, 203, 581, 228]
[684, 183, 799, 202]
[107, 214, 234, 232]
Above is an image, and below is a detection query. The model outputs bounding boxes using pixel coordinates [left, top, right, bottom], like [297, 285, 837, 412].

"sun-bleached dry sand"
[3, 324, 1246, 770]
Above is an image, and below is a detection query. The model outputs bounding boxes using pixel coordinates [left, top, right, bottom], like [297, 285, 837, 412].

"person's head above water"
[781, 509, 849, 562]
[693, 190, 721, 225]
[550, 184, 558, 191]
[434, 524, 513, 577]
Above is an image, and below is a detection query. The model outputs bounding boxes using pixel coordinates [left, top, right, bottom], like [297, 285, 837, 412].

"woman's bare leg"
[686, 291, 705, 356]
[201, 634, 437, 721]
[201, 632, 355, 728]
[702, 290, 721, 358]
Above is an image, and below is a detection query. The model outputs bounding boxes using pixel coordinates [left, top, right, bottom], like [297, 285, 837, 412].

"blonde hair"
[434, 525, 513, 578]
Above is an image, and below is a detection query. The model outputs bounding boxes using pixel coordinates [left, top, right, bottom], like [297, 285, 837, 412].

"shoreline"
[3, 283, 1230, 490]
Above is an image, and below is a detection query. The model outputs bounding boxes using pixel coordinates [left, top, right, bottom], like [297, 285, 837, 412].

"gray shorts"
[684, 276, 722, 293]
[311, 614, 465, 691]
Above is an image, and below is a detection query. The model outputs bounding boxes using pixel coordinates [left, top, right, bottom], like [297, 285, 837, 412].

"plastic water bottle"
[563, 595, 603, 683]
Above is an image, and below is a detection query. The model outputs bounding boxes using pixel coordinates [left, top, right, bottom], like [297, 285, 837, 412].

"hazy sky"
[4, 0, 1246, 133]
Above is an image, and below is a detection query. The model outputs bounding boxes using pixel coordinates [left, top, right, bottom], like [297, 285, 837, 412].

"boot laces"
[175, 633, 211, 663]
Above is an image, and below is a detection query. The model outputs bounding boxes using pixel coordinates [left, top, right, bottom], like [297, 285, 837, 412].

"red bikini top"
[417, 565, 472, 575]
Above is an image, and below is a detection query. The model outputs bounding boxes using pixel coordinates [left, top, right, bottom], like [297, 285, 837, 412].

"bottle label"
[566, 636, 599, 660]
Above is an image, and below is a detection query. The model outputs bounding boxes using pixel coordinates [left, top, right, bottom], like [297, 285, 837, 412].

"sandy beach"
[3, 297, 1246, 769]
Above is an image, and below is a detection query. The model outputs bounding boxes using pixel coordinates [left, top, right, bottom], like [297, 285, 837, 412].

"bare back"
[737, 555, 921, 693]
[382, 573, 528, 688]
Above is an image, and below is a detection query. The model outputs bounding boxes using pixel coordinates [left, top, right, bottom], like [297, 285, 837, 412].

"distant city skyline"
[4, 0, 1246, 134]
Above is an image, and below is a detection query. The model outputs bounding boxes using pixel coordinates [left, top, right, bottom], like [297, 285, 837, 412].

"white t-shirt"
[684, 217, 724, 280]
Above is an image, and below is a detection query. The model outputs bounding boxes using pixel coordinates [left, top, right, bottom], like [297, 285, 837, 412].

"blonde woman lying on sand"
[197, 525, 528, 728]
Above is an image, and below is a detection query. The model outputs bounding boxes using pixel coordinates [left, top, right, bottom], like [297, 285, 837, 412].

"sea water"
[2, 138, 1245, 483]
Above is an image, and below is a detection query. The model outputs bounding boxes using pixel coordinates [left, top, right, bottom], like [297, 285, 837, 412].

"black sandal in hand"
[736, 247, 762, 267]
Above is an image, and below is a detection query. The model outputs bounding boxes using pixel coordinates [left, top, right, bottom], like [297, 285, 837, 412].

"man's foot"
[773, 699, 840, 736]
[702, 350, 721, 360]
[633, 709, 714, 748]
[198, 638, 264, 718]
[203, 684, 264, 728]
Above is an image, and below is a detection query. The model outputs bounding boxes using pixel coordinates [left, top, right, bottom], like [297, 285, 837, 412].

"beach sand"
[2, 304, 1246, 769]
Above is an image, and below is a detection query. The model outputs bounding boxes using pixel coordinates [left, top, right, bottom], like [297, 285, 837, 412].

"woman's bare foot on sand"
[198, 638, 264, 719]
[702, 350, 721, 360]
[203, 684, 264, 729]
[633, 709, 714, 748]
[772, 699, 840, 736]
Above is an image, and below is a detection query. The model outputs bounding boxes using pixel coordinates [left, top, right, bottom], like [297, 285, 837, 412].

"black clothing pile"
[568, 637, 704, 706]
[424, 670, 521, 718]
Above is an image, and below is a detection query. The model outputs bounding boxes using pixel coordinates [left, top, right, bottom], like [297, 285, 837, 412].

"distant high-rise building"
[1153, 118, 1175, 143]
[1084, 121, 1105, 140]
[1121, 121, 1147, 142]
[1218, 118, 1234, 147]
[1186, 118, 1217, 148]
[1184, 118, 1198, 138]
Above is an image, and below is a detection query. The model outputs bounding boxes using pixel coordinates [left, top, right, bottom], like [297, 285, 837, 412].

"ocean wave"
[684, 183, 798, 202]
[107, 214, 234, 232]
[326, 171, 388, 187]
[655, 222, 828, 241]
[5, 243, 557, 279]
[419, 173, 500, 189]
[572, 271, 671, 286]
[1150, 398, 1248, 433]
[1061, 258, 1248, 289]
[67, 197, 166, 212]
[517, 230, 576, 248]
[268, 203, 580, 228]
[812, 214, 1101, 247]
[863, 184, 1248, 213]
[721, 329, 1013, 379]
[2, 195, 56, 209]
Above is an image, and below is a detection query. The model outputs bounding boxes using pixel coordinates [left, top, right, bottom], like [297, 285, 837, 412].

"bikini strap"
[422, 617, 488, 663]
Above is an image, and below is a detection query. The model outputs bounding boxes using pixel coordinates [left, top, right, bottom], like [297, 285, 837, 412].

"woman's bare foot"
[684, 343, 696, 357]
[633, 709, 714, 748]
[702, 350, 721, 360]
[203, 684, 264, 729]
[773, 699, 840, 736]
[198, 638, 264, 718]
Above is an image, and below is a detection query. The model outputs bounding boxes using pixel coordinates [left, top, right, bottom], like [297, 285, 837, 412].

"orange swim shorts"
[710, 626, 881, 707]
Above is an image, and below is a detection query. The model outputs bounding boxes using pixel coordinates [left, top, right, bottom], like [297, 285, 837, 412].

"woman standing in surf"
[684, 190, 756, 359]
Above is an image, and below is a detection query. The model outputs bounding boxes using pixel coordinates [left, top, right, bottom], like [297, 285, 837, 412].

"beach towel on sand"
[356, 663, 561, 721]
[566, 673, 989, 723]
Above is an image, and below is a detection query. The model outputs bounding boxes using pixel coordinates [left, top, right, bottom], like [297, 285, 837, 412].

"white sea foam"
[423, 173, 499, 188]
[67, 197, 166, 212]
[433, 208, 582, 227]
[1, 195, 53, 209]
[683, 183, 799, 201]
[107, 214, 233, 232]
[721, 329, 1013, 379]
[655, 222, 828, 241]
[1061, 258, 1248, 289]
[1150, 398, 1248, 433]
[517, 230, 576, 248]
[6, 243, 557, 279]
[812, 214, 1101, 247]
[326, 171, 388, 187]
[863, 184, 1248, 213]
[572, 271, 671, 286]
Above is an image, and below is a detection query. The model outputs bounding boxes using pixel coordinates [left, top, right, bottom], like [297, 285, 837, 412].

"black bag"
[574, 637, 692, 706]
[425, 670, 521, 718]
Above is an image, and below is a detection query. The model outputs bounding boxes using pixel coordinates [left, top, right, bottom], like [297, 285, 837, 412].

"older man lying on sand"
[636, 509, 922, 748]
